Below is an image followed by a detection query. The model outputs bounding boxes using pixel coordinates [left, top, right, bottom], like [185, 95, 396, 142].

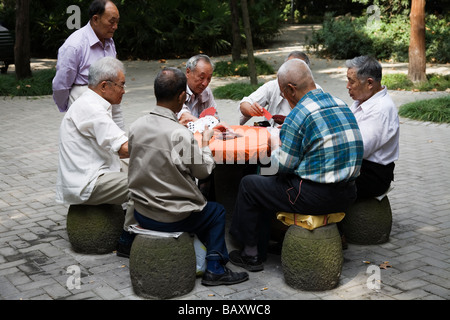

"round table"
[196, 125, 272, 164]
[196, 125, 272, 217]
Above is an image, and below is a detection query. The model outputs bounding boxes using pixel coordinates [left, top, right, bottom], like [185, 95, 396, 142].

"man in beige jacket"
[122, 67, 248, 286]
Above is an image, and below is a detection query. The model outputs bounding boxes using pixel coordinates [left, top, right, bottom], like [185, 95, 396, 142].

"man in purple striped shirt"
[52, 0, 124, 129]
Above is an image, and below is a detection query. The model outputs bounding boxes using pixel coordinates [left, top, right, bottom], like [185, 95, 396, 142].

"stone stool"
[340, 196, 392, 245]
[129, 232, 196, 299]
[281, 223, 343, 291]
[66, 204, 124, 254]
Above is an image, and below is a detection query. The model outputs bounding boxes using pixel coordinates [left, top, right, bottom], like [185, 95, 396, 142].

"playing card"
[199, 107, 217, 118]
[186, 116, 219, 133]
[262, 108, 272, 120]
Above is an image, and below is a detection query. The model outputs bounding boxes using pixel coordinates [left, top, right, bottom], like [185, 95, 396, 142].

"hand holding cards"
[186, 115, 219, 133]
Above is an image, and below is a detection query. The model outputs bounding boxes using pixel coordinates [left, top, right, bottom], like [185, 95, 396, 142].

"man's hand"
[179, 112, 198, 126]
[240, 101, 264, 117]
[118, 141, 129, 159]
[201, 125, 214, 148]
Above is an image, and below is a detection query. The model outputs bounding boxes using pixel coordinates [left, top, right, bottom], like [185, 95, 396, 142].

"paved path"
[1, 25, 449, 303]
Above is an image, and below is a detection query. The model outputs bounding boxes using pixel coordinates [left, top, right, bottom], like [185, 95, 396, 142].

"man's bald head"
[277, 59, 316, 108]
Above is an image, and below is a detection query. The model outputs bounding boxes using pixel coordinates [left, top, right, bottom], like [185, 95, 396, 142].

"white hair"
[186, 54, 214, 71]
[88, 56, 125, 87]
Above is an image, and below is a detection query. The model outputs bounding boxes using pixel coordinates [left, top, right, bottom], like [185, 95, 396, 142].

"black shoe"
[116, 242, 131, 258]
[201, 266, 249, 286]
[341, 234, 348, 250]
[229, 250, 264, 272]
[267, 241, 283, 255]
[116, 231, 135, 258]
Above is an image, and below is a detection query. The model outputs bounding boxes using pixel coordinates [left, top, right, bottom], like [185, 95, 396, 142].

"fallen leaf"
[379, 261, 392, 269]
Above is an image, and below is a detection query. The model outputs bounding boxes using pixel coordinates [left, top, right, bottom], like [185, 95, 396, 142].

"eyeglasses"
[106, 80, 126, 90]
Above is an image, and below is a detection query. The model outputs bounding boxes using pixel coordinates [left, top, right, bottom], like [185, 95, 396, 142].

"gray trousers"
[83, 170, 137, 231]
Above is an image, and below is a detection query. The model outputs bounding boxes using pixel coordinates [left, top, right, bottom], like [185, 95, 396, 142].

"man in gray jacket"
[124, 67, 248, 286]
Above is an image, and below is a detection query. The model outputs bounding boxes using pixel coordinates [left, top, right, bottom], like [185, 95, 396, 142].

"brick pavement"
[1, 58, 449, 302]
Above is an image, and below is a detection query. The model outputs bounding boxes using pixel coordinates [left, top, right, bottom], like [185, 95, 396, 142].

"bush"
[213, 57, 275, 77]
[0, 0, 283, 60]
[399, 96, 450, 123]
[308, 12, 450, 63]
[213, 83, 263, 100]
[382, 73, 450, 91]
[0, 68, 55, 96]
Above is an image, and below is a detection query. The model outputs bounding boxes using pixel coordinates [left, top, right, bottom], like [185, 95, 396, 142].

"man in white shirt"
[346, 56, 400, 199]
[178, 54, 219, 125]
[56, 56, 129, 206]
[239, 51, 319, 127]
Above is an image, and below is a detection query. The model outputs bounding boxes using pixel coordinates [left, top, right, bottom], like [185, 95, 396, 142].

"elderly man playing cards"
[177, 54, 219, 126]
[126, 67, 249, 286]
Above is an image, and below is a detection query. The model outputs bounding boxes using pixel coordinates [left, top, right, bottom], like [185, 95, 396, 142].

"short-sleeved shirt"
[272, 88, 364, 184]
[178, 85, 218, 119]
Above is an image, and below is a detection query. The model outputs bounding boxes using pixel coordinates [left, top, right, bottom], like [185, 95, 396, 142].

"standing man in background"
[52, 0, 125, 129]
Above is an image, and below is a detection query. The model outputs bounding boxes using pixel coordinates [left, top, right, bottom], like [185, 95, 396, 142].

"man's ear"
[178, 91, 187, 104]
[91, 14, 99, 25]
[367, 77, 375, 89]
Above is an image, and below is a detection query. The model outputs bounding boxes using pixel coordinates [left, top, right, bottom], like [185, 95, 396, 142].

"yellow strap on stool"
[276, 212, 345, 230]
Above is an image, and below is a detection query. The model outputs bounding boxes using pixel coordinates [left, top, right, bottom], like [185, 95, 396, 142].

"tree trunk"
[15, 0, 32, 80]
[408, 0, 426, 83]
[240, 0, 257, 85]
[230, 0, 241, 62]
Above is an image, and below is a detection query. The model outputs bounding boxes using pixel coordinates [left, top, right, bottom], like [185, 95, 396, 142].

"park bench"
[0, 27, 14, 74]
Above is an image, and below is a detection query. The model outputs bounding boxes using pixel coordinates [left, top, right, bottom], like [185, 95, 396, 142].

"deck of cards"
[187, 115, 219, 133]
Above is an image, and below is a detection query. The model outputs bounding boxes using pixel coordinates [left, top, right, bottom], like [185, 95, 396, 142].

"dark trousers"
[134, 202, 229, 263]
[229, 174, 357, 251]
[356, 160, 395, 199]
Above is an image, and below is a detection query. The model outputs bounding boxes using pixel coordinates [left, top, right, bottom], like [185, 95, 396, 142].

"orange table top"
[195, 125, 271, 164]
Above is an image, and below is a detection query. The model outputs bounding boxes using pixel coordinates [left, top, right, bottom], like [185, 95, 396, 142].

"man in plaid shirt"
[229, 59, 363, 272]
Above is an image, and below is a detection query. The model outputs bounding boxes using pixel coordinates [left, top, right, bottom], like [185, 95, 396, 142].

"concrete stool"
[66, 204, 124, 254]
[281, 224, 343, 291]
[129, 232, 196, 299]
[340, 196, 392, 245]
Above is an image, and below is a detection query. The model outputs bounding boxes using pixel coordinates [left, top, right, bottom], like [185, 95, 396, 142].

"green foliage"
[115, 0, 233, 59]
[213, 57, 275, 77]
[382, 73, 450, 91]
[425, 15, 450, 64]
[381, 73, 413, 90]
[308, 12, 450, 63]
[0, 0, 282, 60]
[213, 82, 263, 100]
[399, 96, 450, 123]
[0, 68, 56, 96]
[308, 13, 373, 59]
